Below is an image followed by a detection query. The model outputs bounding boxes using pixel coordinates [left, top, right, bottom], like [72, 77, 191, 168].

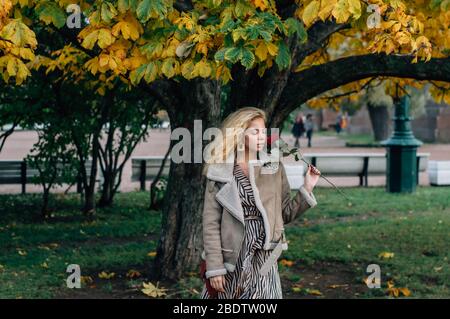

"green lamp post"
[380, 94, 423, 193]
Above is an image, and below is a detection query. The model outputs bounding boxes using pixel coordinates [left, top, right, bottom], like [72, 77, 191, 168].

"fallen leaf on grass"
[147, 251, 157, 257]
[386, 280, 411, 297]
[291, 286, 302, 293]
[40, 262, 49, 269]
[37, 243, 59, 251]
[378, 252, 395, 259]
[17, 249, 27, 256]
[98, 271, 116, 279]
[81, 276, 94, 284]
[306, 289, 323, 296]
[126, 269, 142, 279]
[363, 277, 381, 287]
[328, 284, 349, 289]
[141, 281, 167, 298]
[279, 259, 295, 267]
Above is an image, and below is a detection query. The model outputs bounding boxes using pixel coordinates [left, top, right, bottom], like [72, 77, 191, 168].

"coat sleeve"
[280, 162, 318, 225]
[202, 179, 227, 278]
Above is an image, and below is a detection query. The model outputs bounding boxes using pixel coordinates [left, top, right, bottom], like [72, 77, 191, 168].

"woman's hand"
[209, 275, 226, 292]
[304, 164, 321, 193]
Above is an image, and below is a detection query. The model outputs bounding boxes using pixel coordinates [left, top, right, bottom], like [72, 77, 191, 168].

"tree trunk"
[154, 79, 221, 280]
[150, 146, 171, 210]
[41, 188, 50, 219]
[83, 136, 100, 216]
[367, 102, 390, 141]
[98, 170, 114, 207]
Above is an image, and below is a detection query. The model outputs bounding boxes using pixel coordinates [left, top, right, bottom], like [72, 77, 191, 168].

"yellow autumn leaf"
[181, 60, 195, 79]
[80, 276, 93, 284]
[291, 286, 302, 293]
[332, 0, 351, 24]
[98, 271, 116, 279]
[398, 287, 411, 296]
[318, 0, 337, 21]
[147, 251, 157, 257]
[126, 269, 142, 278]
[0, 18, 37, 48]
[328, 284, 348, 288]
[307, 289, 323, 296]
[302, 0, 320, 27]
[17, 249, 27, 256]
[97, 28, 115, 49]
[193, 59, 212, 78]
[216, 63, 232, 84]
[252, 0, 268, 11]
[141, 281, 168, 298]
[255, 41, 268, 61]
[266, 42, 279, 56]
[40, 262, 49, 269]
[347, 0, 361, 19]
[111, 14, 142, 41]
[280, 259, 295, 267]
[378, 251, 395, 259]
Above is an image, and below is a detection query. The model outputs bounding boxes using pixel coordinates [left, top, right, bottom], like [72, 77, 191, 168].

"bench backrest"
[131, 156, 171, 181]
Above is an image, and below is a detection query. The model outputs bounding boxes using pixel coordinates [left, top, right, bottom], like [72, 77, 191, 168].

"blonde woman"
[200, 107, 320, 299]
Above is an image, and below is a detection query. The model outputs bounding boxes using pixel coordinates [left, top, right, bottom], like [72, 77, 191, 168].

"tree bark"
[367, 102, 390, 141]
[154, 79, 222, 280]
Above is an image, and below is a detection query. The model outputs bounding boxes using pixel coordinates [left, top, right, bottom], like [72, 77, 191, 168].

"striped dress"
[201, 163, 283, 299]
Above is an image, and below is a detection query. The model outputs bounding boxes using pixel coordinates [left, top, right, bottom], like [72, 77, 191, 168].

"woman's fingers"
[210, 275, 225, 292]
[308, 164, 321, 175]
[218, 276, 225, 292]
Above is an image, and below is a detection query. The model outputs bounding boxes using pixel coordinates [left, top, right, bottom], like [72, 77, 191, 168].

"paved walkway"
[1, 130, 449, 193]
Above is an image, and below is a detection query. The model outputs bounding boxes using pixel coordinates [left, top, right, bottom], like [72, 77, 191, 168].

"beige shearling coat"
[201, 152, 318, 278]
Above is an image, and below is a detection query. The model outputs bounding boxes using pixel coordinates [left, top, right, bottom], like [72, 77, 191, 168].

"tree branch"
[271, 54, 450, 126]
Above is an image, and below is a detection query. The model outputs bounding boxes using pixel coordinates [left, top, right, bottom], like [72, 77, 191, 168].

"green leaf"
[101, 2, 118, 23]
[285, 18, 307, 43]
[137, 0, 168, 22]
[240, 48, 255, 69]
[130, 63, 147, 85]
[224, 47, 242, 63]
[234, 0, 254, 18]
[35, 1, 66, 28]
[214, 47, 228, 61]
[118, 0, 139, 13]
[161, 58, 177, 78]
[144, 61, 160, 82]
[275, 40, 291, 70]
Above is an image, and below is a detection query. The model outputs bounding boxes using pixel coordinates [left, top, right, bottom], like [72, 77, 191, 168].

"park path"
[1, 130, 449, 193]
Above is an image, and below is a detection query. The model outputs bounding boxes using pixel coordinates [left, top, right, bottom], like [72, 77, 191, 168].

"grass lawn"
[0, 187, 448, 299]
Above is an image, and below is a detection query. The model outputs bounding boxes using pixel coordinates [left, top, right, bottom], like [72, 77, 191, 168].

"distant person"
[305, 113, 314, 148]
[341, 111, 348, 132]
[335, 112, 342, 134]
[291, 112, 305, 147]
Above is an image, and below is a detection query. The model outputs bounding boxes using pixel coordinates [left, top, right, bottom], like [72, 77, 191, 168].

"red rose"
[267, 133, 279, 147]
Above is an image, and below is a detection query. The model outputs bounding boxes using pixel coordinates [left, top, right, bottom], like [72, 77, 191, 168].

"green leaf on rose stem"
[283, 152, 291, 157]
[294, 154, 299, 161]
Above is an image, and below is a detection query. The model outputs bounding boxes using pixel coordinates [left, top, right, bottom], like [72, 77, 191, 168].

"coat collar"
[206, 151, 273, 183]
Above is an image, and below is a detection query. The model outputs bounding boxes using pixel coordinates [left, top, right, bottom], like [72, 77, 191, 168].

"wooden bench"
[284, 152, 430, 189]
[131, 156, 171, 191]
[130, 153, 430, 191]
[428, 161, 450, 186]
[0, 160, 97, 194]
